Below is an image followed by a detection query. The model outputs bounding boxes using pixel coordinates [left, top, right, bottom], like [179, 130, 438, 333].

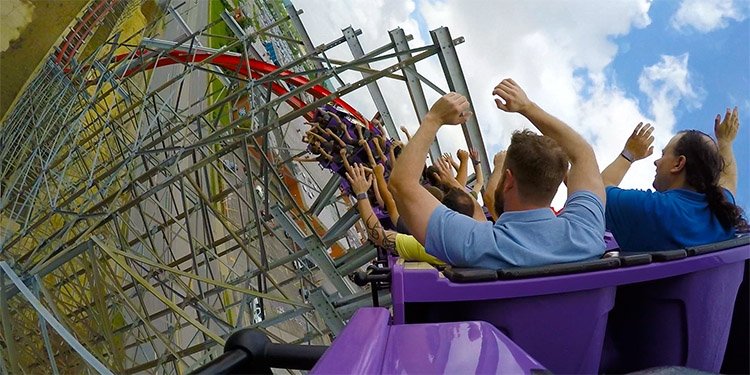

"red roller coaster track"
[110, 49, 364, 258]
[111, 49, 368, 124]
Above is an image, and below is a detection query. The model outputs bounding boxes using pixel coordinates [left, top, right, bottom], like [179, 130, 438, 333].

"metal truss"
[0, 0, 484, 373]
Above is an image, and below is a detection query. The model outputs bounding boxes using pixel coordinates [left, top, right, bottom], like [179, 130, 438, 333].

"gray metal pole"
[343, 26, 399, 140]
[389, 27, 442, 163]
[167, 6, 232, 87]
[430, 27, 490, 181]
[0, 261, 115, 375]
[283, 0, 325, 72]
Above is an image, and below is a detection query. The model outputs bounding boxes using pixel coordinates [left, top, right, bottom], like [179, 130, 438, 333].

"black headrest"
[442, 257, 621, 283]
[622, 249, 686, 262]
[442, 267, 497, 283]
[686, 236, 750, 256]
[496, 258, 621, 280]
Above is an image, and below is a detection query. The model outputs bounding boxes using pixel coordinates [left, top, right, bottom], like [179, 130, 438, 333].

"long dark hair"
[674, 130, 745, 229]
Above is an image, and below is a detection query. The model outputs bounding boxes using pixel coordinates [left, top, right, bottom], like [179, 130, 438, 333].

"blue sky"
[299, 0, 749, 210]
[608, 0, 749, 209]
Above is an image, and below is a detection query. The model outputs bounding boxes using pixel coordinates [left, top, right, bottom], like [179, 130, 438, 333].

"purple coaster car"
[390, 237, 749, 373]
[310, 307, 548, 374]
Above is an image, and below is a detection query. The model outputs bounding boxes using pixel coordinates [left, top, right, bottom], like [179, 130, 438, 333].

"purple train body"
[317, 236, 749, 374]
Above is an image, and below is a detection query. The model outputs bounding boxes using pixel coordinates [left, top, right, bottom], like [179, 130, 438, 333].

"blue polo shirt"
[425, 191, 605, 268]
[605, 186, 736, 252]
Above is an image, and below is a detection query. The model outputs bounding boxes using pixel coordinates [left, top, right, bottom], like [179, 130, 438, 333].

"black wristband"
[472, 160, 480, 166]
[355, 192, 368, 201]
[620, 150, 634, 163]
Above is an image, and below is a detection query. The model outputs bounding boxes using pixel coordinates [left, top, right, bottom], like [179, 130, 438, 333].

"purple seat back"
[601, 261, 745, 372]
[391, 262, 616, 373]
[466, 288, 614, 373]
[391, 240, 749, 374]
[312, 307, 547, 374]
[311, 307, 390, 374]
[605, 231, 619, 251]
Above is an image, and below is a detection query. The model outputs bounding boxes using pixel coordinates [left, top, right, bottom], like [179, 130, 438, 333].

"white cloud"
[417, 0, 663, 208]
[671, 0, 747, 33]
[294, 0, 705, 209]
[296, 0, 424, 119]
[638, 54, 703, 132]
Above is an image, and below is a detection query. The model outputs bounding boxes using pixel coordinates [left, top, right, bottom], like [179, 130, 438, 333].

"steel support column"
[33, 277, 61, 375]
[308, 288, 345, 336]
[309, 174, 343, 216]
[389, 27, 442, 162]
[0, 271, 20, 374]
[283, 0, 325, 72]
[0, 261, 115, 375]
[343, 26, 399, 139]
[220, 10, 263, 60]
[321, 205, 359, 246]
[168, 6, 232, 87]
[269, 204, 353, 296]
[430, 27, 490, 180]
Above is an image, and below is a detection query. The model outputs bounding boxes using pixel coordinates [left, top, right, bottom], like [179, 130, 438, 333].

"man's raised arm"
[493, 78, 605, 203]
[346, 164, 397, 251]
[601, 122, 654, 187]
[483, 151, 506, 221]
[715, 107, 739, 195]
[389, 93, 472, 244]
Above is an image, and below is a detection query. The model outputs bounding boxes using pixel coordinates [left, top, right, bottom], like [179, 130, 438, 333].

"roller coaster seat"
[390, 235, 749, 374]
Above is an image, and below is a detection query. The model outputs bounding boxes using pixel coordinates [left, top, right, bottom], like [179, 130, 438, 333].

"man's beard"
[494, 181, 505, 217]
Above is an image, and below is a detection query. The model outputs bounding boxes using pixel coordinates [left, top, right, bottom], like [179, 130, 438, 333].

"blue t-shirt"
[605, 186, 736, 252]
[425, 191, 605, 268]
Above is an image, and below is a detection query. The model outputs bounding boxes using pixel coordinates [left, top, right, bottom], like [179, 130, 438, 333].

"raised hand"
[346, 163, 373, 195]
[493, 78, 531, 113]
[469, 148, 480, 164]
[624, 122, 655, 161]
[370, 112, 382, 124]
[439, 152, 455, 169]
[715, 106, 739, 145]
[400, 125, 412, 140]
[714, 107, 739, 194]
[435, 158, 462, 189]
[456, 149, 469, 162]
[426, 92, 472, 125]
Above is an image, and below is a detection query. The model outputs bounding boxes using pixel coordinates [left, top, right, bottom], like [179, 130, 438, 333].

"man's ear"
[671, 155, 687, 173]
[503, 169, 514, 192]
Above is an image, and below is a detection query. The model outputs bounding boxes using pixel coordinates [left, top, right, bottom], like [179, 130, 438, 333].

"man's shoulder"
[430, 204, 483, 229]
[562, 190, 605, 217]
[567, 190, 604, 204]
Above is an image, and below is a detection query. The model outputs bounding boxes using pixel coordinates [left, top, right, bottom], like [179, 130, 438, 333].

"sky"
[295, 0, 749, 210]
